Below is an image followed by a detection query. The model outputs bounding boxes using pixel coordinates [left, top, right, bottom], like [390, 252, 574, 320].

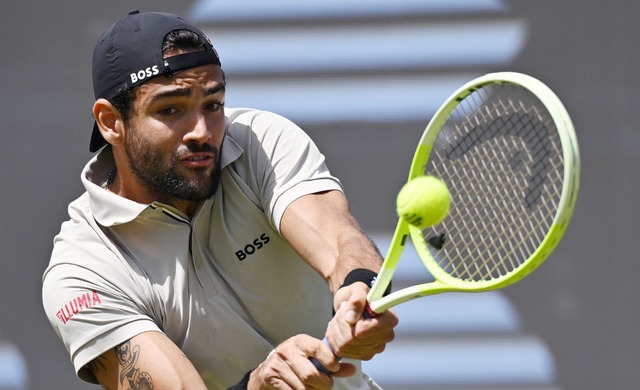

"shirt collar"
[220, 132, 243, 169]
[82, 147, 148, 226]
[82, 133, 243, 227]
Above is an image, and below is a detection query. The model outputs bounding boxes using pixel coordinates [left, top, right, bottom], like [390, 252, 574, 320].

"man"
[42, 10, 397, 390]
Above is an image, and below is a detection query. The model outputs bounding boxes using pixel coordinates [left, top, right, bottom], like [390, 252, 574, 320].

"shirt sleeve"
[226, 109, 343, 231]
[42, 260, 160, 383]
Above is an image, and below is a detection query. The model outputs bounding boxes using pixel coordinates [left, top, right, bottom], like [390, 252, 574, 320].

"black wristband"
[227, 369, 253, 390]
[341, 268, 379, 290]
[333, 268, 391, 315]
[341, 268, 392, 295]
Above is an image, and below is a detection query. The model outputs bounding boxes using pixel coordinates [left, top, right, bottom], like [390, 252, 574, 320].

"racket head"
[408, 71, 580, 292]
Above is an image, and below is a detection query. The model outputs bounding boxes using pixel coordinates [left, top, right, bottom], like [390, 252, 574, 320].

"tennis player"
[42, 10, 397, 390]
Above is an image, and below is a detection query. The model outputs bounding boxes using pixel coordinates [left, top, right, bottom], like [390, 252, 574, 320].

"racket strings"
[425, 85, 564, 282]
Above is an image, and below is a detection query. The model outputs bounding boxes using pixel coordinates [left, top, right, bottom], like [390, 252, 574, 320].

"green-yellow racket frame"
[367, 72, 580, 314]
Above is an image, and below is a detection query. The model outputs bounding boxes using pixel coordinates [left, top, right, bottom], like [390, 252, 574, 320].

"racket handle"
[310, 303, 380, 374]
[310, 339, 334, 374]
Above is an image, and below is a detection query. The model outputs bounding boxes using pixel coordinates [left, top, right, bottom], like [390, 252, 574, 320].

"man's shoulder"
[225, 107, 297, 132]
[49, 192, 108, 264]
[224, 107, 269, 122]
[224, 107, 307, 153]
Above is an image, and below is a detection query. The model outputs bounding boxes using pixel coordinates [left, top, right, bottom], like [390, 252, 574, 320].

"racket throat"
[364, 303, 381, 318]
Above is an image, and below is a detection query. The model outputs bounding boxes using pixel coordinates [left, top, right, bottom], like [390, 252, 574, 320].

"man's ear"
[93, 98, 126, 147]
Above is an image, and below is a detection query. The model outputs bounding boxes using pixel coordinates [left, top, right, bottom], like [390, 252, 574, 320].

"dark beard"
[124, 129, 221, 203]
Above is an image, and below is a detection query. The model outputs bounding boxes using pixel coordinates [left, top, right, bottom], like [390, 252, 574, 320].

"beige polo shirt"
[42, 108, 378, 389]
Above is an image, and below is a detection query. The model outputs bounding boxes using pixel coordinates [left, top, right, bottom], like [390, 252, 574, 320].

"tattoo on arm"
[115, 340, 154, 390]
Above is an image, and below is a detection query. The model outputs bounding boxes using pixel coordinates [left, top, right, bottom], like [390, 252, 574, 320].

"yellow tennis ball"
[396, 176, 450, 228]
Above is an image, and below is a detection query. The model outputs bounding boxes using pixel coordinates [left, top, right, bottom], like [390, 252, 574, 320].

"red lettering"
[92, 290, 102, 305]
[56, 311, 67, 324]
[69, 300, 79, 315]
[54, 290, 102, 325]
[63, 305, 72, 322]
[77, 293, 89, 310]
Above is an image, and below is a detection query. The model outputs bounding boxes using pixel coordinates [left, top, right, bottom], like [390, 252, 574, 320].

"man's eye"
[206, 101, 224, 111]
[158, 107, 178, 116]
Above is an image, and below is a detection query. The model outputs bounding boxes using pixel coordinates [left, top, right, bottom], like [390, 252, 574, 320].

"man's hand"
[325, 282, 398, 360]
[248, 334, 356, 389]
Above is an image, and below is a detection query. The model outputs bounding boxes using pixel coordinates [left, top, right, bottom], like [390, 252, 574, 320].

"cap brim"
[89, 122, 107, 152]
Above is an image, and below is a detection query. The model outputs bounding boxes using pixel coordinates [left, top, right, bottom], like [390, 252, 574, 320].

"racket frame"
[367, 72, 580, 314]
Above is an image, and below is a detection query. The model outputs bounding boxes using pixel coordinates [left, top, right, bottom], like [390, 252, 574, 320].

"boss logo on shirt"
[235, 233, 270, 261]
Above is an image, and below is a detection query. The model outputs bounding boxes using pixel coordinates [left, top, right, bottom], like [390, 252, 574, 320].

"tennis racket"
[313, 71, 580, 372]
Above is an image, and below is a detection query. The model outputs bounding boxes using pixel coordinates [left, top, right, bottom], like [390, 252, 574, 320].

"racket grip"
[310, 303, 380, 374]
[310, 339, 334, 374]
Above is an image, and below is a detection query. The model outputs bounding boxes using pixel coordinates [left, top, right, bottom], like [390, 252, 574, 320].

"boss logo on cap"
[130, 65, 160, 83]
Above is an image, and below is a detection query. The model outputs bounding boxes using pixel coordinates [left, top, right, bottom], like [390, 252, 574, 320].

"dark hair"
[162, 29, 207, 54]
[110, 29, 221, 123]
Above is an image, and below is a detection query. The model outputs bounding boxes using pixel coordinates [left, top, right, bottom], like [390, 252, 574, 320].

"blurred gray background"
[0, 1, 637, 389]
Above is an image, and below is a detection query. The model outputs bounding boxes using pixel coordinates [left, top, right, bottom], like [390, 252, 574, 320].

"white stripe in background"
[0, 342, 28, 388]
[190, 0, 508, 21]
[391, 292, 521, 334]
[362, 336, 556, 386]
[224, 73, 478, 123]
[203, 20, 527, 74]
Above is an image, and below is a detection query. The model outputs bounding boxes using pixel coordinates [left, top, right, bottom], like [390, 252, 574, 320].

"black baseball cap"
[89, 10, 222, 152]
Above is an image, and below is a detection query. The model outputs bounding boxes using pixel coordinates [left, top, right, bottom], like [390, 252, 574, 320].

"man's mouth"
[181, 153, 214, 167]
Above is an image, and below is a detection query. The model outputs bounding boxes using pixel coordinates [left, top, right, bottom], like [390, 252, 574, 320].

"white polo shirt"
[42, 108, 379, 389]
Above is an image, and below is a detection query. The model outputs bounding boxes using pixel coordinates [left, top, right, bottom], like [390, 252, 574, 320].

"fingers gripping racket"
[313, 71, 580, 372]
